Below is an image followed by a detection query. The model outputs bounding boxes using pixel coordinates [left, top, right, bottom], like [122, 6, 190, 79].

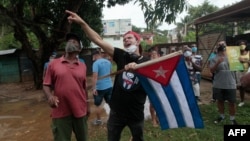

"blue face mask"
[191, 47, 197, 53]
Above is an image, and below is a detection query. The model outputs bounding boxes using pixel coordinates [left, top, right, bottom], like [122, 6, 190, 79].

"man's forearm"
[92, 73, 98, 90]
[66, 10, 114, 56]
[43, 85, 53, 99]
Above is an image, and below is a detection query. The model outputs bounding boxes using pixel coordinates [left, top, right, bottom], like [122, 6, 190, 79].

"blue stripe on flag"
[138, 77, 170, 129]
[176, 56, 204, 128]
[164, 81, 186, 127]
[138, 56, 204, 130]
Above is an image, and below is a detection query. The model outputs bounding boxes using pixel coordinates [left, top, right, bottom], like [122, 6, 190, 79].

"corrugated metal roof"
[194, 0, 250, 25]
[0, 49, 17, 55]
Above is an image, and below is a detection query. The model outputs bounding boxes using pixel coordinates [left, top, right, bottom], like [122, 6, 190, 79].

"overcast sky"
[102, 0, 242, 30]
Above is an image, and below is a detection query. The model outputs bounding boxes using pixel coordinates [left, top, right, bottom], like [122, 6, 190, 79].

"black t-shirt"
[110, 48, 149, 121]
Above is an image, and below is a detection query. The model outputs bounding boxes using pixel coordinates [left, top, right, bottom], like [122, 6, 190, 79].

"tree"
[151, 29, 168, 44]
[183, 31, 196, 42]
[132, 25, 142, 33]
[136, 0, 186, 27]
[175, 0, 219, 42]
[0, 0, 187, 88]
[0, 0, 104, 88]
[0, 33, 21, 50]
[188, 0, 220, 34]
[106, 0, 186, 25]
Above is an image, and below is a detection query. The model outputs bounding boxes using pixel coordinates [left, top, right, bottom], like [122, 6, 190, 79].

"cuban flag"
[136, 52, 204, 130]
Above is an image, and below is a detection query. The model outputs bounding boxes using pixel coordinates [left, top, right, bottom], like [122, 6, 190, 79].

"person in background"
[66, 10, 149, 141]
[100, 48, 112, 61]
[208, 47, 217, 103]
[241, 45, 250, 92]
[148, 49, 160, 127]
[209, 41, 237, 125]
[91, 50, 113, 125]
[183, 48, 201, 104]
[190, 44, 203, 84]
[190, 44, 202, 102]
[240, 69, 250, 89]
[43, 33, 90, 141]
[43, 52, 57, 79]
[169, 46, 176, 53]
[182, 45, 190, 52]
[237, 40, 249, 107]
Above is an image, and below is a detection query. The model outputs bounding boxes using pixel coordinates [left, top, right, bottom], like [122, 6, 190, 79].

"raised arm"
[65, 10, 114, 57]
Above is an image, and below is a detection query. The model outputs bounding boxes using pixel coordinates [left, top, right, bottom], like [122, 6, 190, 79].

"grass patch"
[85, 102, 250, 141]
[112, 62, 117, 72]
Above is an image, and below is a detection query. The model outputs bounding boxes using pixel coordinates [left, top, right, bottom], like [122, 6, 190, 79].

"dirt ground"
[0, 79, 248, 141]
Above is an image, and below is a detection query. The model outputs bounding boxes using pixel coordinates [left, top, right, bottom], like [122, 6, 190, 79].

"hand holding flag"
[135, 51, 182, 85]
[98, 50, 182, 84]
[98, 50, 204, 130]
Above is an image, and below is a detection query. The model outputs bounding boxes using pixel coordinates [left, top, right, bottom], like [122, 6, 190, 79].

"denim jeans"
[107, 110, 144, 141]
[94, 87, 112, 106]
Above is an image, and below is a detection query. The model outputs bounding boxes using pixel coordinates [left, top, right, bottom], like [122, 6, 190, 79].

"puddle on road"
[0, 116, 22, 119]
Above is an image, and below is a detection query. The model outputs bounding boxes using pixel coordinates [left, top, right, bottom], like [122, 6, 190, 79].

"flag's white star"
[153, 66, 168, 78]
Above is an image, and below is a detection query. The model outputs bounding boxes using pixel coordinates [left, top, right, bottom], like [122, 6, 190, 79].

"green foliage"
[84, 101, 250, 141]
[74, 1, 104, 47]
[183, 31, 196, 42]
[175, 1, 221, 42]
[137, 0, 186, 25]
[0, 33, 21, 50]
[188, 0, 219, 23]
[140, 40, 150, 52]
[184, 0, 248, 38]
[132, 25, 141, 33]
[154, 34, 168, 44]
[27, 32, 39, 49]
[0, 0, 189, 88]
[112, 62, 117, 72]
[0, 0, 187, 50]
[0, 0, 105, 50]
[106, 0, 132, 7]
[0, 0, 107, 88]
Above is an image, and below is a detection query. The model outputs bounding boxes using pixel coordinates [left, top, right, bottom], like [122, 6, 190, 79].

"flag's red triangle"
[136, 55, 181, 85]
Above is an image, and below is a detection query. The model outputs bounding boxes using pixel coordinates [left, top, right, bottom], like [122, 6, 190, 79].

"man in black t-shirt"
[66, 10, 149, 141]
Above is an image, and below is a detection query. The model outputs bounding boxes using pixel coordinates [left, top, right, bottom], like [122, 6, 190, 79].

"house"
[0, 49, 33, 83]
[102, 19, 132, 48]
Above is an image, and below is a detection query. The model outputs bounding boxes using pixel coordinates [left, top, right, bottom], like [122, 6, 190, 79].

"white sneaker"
[238, 102, 245, 107]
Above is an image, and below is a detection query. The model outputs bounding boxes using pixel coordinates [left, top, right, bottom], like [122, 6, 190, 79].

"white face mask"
[125, 45, 137, 54]
[184, 50, 192, 57]
[65, 42, 79, 53]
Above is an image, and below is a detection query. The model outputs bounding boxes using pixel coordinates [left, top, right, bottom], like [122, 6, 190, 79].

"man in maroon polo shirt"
[43, 33, 89, 141]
